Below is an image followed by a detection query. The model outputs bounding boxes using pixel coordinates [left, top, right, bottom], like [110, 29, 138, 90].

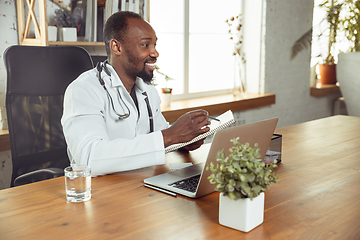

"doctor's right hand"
[162, 109, 211, 148]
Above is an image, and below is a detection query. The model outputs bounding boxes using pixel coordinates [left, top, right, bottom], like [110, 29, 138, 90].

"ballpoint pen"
[208, 116, 220, 122]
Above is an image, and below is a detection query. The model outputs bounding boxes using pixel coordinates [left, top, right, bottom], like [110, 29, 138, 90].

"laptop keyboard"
[168, 175, 201, 193]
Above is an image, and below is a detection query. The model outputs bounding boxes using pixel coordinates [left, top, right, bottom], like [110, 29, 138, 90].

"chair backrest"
[4, 45, 93, 187]
[337, 52, 360, 117]
[91, 55, 107, 67]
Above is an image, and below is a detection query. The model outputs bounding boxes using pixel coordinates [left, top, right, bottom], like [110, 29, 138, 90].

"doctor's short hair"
[103, 11, 144, 58]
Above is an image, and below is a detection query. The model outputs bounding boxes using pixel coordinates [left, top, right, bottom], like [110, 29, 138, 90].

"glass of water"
[64, 165, 91, 203]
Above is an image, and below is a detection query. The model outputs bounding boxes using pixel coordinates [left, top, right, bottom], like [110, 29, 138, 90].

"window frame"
[150, 0, 239, 101]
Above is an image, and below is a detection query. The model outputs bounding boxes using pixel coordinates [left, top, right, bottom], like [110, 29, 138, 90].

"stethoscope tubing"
[96, 60, 154, 132]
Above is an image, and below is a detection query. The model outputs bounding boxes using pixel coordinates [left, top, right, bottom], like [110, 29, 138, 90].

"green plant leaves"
[246, 173, 256, 182]
[206, 137, 279, 200]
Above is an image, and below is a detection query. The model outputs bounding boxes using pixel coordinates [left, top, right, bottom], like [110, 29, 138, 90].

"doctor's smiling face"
[104, 11, 159, 91]
[121, 18, 159, 84]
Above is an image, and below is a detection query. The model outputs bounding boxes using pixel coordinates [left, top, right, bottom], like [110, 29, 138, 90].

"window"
[150, 0, 242, 100]
[311, 0, 352, 65]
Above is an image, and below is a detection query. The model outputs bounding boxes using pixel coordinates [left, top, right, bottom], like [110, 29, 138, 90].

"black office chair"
[4, 45, 93, 187]
[91, 55, 107, 66]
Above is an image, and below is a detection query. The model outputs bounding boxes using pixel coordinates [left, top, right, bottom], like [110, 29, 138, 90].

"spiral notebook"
[165, 110, 235, 153]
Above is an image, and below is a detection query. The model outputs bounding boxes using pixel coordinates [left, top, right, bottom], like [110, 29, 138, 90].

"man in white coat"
[61, 11, 211, 177]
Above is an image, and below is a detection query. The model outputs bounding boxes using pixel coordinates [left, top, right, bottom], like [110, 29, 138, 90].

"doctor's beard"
[137, 67, 154, 85]
[125, 48, 155, 85]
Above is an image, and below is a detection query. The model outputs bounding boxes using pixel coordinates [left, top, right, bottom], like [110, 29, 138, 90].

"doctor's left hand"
[161, 109, 210, 148]
[181, 139, 205, 152]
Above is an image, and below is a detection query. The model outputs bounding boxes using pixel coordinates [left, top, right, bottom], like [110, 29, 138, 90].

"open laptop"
[144, 117, 279, 198]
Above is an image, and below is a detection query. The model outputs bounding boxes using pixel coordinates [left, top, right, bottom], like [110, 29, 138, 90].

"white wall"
[234, 0, 340, 129]
[0, 0, 17, 189]
[0, 0, 17, 129]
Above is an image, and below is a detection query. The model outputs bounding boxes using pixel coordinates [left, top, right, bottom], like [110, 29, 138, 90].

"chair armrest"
[14, 168, 64, 187]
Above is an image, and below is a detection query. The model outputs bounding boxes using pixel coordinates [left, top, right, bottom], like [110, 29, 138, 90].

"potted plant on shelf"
[154, 64, 175, 106]
[318, 0, 342, 84]
[206, 137, 279, 232]
[291, 0, 342, 84]
[54, 7, 79, 42]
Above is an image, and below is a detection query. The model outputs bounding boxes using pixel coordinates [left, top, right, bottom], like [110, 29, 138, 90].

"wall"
[0, 0, 17, 189]
[235, 0, 340, 129]
[0, 0, 340, 189]
[0, 0, 17, 129]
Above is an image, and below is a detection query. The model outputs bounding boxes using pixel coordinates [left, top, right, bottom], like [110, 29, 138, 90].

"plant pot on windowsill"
[206, 137, 279, 232]
[161, 88, 173, 106]
[319, 63, 337, 84]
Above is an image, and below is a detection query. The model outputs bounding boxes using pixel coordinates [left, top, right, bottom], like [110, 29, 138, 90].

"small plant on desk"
[206, 137, 280, 232]
[206, 137, 279, 200]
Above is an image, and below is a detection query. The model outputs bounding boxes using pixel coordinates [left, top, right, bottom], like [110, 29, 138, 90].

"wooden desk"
[0, 115, 359, 239]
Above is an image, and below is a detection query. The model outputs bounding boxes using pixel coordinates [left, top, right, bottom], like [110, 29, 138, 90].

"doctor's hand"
[162, 109, 211, 148]
[180, 139, 205, 152]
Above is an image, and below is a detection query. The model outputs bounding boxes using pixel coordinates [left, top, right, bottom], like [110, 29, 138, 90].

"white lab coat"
[61, 64, 170, 177]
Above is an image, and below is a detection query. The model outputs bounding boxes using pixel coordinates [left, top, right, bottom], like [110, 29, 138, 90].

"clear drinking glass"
[64, 165, 91, 203]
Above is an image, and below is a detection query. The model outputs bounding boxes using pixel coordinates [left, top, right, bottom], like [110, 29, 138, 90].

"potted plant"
[318, 0, 342, 84]
[54, 7, 79, 42]
[154, 64, 175, 106]
[291, 0, 342, 84]
[206, 137, 279, 232]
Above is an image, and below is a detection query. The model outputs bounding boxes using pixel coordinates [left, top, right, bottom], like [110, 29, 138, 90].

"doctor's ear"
[110, 39, 122, 55]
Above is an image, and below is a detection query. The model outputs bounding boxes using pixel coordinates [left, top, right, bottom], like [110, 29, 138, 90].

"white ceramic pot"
[219, 192, 264, 232]
[161, 93, 172, 106]
[62, 27, 77, 42]
[48, 26, 57, 41]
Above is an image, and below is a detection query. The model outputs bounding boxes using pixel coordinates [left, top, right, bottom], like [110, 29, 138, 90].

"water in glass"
[65, 166, 91, 203]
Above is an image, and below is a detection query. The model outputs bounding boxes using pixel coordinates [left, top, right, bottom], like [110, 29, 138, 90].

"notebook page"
[165, 110, 235, 153]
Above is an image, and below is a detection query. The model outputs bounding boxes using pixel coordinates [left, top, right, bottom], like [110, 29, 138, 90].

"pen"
[144, 184, 177, 197]
[208, 116, 220, 122]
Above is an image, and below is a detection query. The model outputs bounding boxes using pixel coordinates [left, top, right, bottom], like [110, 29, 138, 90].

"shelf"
[161, 93, 276, 123]
[48, 41, 105, 47]
[16, 0, 105, 47]
[310, 83, 341, 97]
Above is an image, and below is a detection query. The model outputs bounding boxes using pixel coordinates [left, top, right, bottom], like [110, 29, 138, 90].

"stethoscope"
[96, 60, 154, 133]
